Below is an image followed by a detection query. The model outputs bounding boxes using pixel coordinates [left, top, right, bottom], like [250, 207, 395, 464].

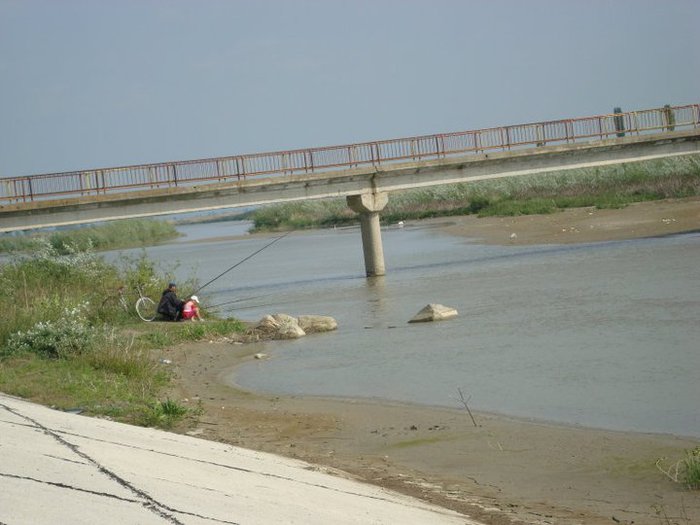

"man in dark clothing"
[157, 282, 183, 321]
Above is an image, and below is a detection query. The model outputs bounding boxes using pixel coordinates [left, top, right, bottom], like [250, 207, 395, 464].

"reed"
[0, 218, 180, 254]
[248, 155, 700, 231]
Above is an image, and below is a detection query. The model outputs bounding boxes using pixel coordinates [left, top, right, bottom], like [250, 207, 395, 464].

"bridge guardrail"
[1, 104, 698, 204]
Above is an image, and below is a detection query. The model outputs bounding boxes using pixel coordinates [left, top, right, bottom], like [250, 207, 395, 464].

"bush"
[4, 304, 97, 359]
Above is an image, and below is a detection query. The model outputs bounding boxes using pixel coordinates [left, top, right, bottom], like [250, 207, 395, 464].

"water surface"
[121, 221, 700, 437]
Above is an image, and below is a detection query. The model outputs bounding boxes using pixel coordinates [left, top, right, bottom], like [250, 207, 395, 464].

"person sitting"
[181, 295, 202, 321]
[157, 282, 183, 321]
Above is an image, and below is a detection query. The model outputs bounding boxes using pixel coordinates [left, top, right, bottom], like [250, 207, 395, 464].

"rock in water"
[256, 314, 281, 333]
[408, 304, 459, 323]
[297, 315, 338, 333]
[277, 322, 306, 339]
[256, 313, 338, 339]
[256, 313, 306, 339]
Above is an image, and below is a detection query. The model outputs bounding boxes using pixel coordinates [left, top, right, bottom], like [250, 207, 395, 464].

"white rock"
[408, 304, 459, 323]
[277, 322, 306, 339]
[297, 315, 338, 333]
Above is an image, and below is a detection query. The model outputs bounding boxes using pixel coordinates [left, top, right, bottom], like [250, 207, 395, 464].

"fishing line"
[191, 231, 291, 295]
[203, 294, 271, 310]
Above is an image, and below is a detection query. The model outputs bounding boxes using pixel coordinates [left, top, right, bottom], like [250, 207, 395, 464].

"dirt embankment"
[163, 199, 699, 525]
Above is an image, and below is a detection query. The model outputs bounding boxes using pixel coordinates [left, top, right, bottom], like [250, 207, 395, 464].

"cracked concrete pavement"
[0, 393, 479, 524]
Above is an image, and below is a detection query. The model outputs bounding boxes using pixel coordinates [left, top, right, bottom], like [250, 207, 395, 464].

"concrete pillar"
[347, 192, 389, 277]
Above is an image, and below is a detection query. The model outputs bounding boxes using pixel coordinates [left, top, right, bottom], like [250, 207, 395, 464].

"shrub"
[4, 304, 96, 359]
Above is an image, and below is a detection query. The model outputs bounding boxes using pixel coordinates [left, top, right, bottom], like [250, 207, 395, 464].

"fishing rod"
[191, 231, 291, 296]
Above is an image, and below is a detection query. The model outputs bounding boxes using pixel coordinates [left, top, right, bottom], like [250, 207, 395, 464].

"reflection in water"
[116, 222, 700, 437]
[365, 276, 388, 326]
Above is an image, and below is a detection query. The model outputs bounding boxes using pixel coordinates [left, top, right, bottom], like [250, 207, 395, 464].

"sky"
[1, 0, 698, 178]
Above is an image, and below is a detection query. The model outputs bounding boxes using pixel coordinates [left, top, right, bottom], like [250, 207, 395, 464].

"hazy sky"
[1, 0, 698, 177]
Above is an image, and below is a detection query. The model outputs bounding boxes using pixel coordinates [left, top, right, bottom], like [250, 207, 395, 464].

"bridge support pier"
[347, 192, 388, 277]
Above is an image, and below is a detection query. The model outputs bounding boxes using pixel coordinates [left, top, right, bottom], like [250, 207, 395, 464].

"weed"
[247, 155, 700, 231]
[683, 447, 700, 490]
[0, 241, 242, 431]
[139, 398, 189, 429]
[656, 447, 700, 490]
[0, 219, 180, 255]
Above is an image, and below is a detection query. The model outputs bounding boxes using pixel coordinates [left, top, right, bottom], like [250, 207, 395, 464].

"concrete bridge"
[1, 104, 699, 276]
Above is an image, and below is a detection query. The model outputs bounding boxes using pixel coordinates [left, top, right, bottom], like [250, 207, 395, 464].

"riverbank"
[437, 196, 700, 246]
[164, 341, 698, 525]
[162, 198, 699, 525]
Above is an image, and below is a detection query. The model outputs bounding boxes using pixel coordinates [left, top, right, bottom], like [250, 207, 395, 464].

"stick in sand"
[457, 388, 479, 427]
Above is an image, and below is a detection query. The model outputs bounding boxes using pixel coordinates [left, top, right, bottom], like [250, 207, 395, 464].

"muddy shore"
[164, 198, 699, 525]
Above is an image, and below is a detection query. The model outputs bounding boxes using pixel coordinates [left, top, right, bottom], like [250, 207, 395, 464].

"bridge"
[1, 104, 699, 276]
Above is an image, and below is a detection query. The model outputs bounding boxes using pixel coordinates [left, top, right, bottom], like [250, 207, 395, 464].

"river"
[117, 220, 700, 438]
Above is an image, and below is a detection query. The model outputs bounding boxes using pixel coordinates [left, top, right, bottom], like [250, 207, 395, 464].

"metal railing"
[2, 104, 698, 204]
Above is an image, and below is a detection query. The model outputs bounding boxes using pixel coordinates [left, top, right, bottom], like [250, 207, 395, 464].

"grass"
[683, 447, 700, 490]
[0, 342, 169, 424]
[247, 155, 700, 231]
[135, 318, 246, 350]
[139, 398, 193, 429]
[0, 243, 246, 429]
[656, 447, 700, 491]
[0, 218, 180, 254]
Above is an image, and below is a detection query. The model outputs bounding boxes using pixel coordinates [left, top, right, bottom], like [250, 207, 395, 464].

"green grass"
[138, 398, 191, 429]
[0, 218, 180, 255]
[684, 447, 700, 490]
[0, 244, 246, 429]
[247, 155, 700, 231]
[0, 344, 169, 423]
[135, 318, 246, 350]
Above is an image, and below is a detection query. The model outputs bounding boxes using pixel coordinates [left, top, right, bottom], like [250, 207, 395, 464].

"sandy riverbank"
[164, 199, 699, 525]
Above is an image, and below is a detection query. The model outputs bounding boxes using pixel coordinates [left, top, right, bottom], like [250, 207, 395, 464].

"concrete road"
[0, 393, 479, 524]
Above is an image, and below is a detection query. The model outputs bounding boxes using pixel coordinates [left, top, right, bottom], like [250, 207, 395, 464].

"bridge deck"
[1, 105, 698, 232]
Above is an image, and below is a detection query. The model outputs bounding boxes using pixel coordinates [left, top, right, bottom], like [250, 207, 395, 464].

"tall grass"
[248, 155, 700, 231]
[0, 243, 244, 428]
[0, 218, 180, 254]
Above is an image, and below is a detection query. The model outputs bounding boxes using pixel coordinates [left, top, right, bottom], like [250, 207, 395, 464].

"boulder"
[277, 322, 306, 340]
[408, 304, 458, 323]
[256, 313, 306, 339]
[256, 314, 282, 333]
[297, 315, 338, 334]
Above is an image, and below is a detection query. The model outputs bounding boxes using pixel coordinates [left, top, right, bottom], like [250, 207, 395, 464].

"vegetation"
[247, 155, 700, 231]
[683, 447, 700, 490]
[656, 447, 700, 491]
[0, 218, 180, 254]
[0, 243, 245, 429]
